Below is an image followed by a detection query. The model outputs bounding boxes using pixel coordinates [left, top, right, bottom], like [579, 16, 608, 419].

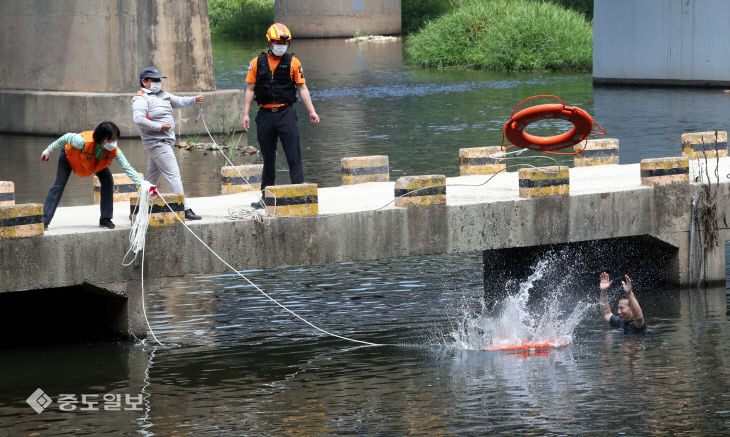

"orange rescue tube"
[501, 95, 605, 155]
[486, 343, 568, 351]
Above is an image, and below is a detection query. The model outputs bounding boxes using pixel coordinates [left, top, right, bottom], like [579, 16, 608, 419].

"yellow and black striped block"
[221, 164, 263, 194]
[518, 166, 569, 198]
[681, 131, 728, 159]
[341, 155, 389, 185]
[574, 138, 619, 167]
[264, 183, 318, 216]
[0, 203, 43, 239]
[640, 157, 689, 186]
[129, 193, 185, 226]
[394, 175, 446, 207]
[93, 173, 143, 204]
[0, 181, 14, 206]
[459, 147, 505, 175]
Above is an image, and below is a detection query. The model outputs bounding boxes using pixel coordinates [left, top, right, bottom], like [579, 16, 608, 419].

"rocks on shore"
[176, 141, 260, 160]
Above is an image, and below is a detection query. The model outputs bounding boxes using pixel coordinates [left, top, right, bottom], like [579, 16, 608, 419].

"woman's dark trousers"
[43, 150, 114, 226]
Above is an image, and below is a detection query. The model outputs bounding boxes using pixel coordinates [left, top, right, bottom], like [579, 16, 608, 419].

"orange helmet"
[266, 23, 292, 42]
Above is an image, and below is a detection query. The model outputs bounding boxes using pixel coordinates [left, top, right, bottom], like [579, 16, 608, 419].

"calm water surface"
[1, 37, 729, 435]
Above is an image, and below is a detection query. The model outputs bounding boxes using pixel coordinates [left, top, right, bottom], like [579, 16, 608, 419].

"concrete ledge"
[593, 77, 730, 88]
[0, 203, 43, 239]
[394, 175, 446, 207]
[681, 131, 728, 159]
[341, 156, 389, 185]
[459, 146, 505, 175]
[221, 165, 263, 194]
[265, 183, 318, 216]
[93, 173, 143, 204]
[0, 89, 244, 137]
[574, 138, 619, 167]
[275, 0, 401, 38]
[0, 181, 14, 206]
[130, 193, 185, 226]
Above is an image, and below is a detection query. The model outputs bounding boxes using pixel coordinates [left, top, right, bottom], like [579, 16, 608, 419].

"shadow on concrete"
[483, 236, 678, 307]
[0, 284, 126, 347]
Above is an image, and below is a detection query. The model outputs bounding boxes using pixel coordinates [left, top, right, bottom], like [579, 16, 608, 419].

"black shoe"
[99, 218, 115, 229]
[251, 200, 265, 210]
[185, 208, 202, 220]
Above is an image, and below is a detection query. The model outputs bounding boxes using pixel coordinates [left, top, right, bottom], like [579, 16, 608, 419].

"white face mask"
[148, 81, 162, 93]
[271, 44, 288, 57]
[103, 141, 117, 151]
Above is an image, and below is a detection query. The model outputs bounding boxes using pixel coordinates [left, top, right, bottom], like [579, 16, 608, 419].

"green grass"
[401, 0, 454, 34]
[404, 0, 593, 71]
[208, 0, 274, 39]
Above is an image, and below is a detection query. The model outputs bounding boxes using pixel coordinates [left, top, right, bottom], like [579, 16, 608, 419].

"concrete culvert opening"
[483, 236, 678, 306]
[0, 284, 127, 348]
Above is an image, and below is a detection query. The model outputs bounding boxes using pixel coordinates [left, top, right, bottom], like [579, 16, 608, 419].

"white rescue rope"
[158, 195, 381, 346]
[197, 106, 269, 222]
[123, 181, 164, 347]
[121, 176, 379, 346]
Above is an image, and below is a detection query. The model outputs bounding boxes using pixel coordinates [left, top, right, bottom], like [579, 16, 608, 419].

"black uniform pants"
[43, 149, 114, 226]
[255, 105, 303, 191]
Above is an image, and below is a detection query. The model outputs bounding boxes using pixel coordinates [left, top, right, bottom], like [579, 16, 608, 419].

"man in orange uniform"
[241, 23, 320, 209]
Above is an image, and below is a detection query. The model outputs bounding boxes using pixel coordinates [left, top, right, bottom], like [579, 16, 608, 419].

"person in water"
[599, 272, 646, 335]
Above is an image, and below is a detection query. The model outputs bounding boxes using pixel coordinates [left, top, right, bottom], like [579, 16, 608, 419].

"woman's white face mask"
[148, 81, 162, 93]
[103, 141, 117, 151]
[271, 44, 288, 57]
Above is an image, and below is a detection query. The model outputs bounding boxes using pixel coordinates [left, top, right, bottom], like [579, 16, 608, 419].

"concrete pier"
[0, 0, 243, 136]
[2, 159, 729, 339]
[275, 0, 401, 38]
[594, 0, 730, 86]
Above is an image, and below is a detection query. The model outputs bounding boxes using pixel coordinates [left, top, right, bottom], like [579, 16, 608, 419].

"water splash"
[447, 257, 592, 351]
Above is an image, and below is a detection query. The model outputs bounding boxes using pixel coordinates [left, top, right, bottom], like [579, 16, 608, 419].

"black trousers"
[43, 149, 114, 226]
[255, 105, 303, 191]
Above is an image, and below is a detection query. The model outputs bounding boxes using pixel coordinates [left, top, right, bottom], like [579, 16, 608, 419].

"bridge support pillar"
[0, 1, 243, 136]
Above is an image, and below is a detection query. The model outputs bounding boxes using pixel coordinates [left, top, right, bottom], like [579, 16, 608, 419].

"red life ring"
[501, 95, 605, 155]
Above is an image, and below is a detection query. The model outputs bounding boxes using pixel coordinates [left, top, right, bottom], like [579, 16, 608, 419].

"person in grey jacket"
[131, 66, 203, 220]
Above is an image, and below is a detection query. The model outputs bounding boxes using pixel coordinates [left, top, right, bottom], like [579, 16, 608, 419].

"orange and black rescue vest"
[254, 52, 297, 106]
[64, 131, 117, 177]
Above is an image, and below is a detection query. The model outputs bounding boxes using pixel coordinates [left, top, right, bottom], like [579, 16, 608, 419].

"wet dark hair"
[93, 121, 121, 144]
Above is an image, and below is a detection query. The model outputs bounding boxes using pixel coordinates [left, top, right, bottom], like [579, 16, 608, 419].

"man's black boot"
[185, 208, 202, 220]
[250, 199, 265, 210]
[99, 218, 116, 229]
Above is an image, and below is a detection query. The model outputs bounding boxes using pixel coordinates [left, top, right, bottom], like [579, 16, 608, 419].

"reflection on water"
[2, 252, 729, 434]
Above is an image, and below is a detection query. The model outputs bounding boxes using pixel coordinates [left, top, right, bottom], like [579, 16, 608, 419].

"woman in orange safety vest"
[40, 121, 157, 230]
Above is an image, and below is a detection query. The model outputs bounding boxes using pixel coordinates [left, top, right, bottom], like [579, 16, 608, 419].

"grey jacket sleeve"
[167, 93, 197, 109]
[131, 94, 163, 131]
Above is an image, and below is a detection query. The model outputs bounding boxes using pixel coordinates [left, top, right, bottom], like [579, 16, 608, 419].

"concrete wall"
[275, 0, 401, 38]
[2, 183, 725, 295]
[0, 0, 243, 136]
[594, 0, 730, 86]
[2, 179, 728, 337]
[0, 88, 244, 137]
[0, 0, 214, 92]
